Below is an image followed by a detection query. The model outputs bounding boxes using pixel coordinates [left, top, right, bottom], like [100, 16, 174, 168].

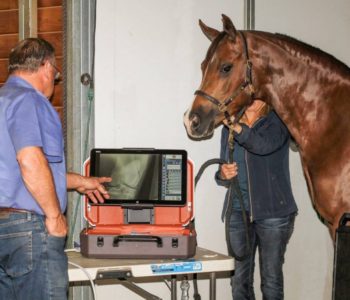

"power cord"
[65, 249, 97, 300]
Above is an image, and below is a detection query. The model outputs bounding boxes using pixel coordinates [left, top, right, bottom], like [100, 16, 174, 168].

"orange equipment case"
[80, 157, 197, 259]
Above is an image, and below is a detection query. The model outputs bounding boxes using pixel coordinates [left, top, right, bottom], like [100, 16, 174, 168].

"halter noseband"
[194, 31, 255, 126]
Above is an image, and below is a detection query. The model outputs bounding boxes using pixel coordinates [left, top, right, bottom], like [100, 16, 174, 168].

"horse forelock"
[202, 31, 227, 71]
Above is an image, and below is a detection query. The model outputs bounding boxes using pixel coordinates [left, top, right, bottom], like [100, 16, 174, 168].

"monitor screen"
[89, 149, 187, 206]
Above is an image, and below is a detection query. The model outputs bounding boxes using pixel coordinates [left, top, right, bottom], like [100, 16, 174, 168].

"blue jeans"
[0, 211, 68, 300]
[229, 210, 296, 300]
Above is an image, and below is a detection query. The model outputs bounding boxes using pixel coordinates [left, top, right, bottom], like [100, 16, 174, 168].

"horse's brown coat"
[184, 15, 350, 237]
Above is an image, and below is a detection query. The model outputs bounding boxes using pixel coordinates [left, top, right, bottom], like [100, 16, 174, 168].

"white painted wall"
[94, 1, 243, 299]
[93, 0, 350, 299]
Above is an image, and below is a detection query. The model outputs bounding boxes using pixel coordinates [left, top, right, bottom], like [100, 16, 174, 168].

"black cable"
[194, 158, 251, 261]
[193, 156, 251, 299]
[224, 176, 251, 261]
[192, 273, 201, 300]
[194, 158, 226, 186]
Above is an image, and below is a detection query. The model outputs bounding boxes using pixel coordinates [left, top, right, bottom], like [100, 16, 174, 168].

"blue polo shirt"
[0, 76, 67, 215]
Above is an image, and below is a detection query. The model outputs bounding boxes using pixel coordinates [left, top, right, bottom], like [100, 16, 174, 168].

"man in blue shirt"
[0, 38, 111, 299]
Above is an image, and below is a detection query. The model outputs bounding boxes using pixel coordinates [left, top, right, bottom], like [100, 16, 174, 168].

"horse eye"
[220, 64, 233, 74]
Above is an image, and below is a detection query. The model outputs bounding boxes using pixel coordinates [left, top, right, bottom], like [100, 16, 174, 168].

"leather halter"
[194, 31, 255, 125]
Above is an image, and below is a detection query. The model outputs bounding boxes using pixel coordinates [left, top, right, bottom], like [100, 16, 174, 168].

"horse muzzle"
[183, 109, 216, 139]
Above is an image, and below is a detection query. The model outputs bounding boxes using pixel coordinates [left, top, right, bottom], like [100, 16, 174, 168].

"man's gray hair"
[8, 38, 55, 74]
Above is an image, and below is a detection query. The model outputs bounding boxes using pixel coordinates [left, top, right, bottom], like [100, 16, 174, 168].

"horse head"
[184, 15, 255, 139]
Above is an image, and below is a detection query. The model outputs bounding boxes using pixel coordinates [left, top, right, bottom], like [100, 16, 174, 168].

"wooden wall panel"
[55, 57, 62, 69]
[38, 7, 63, 33]
[0, 35, 18, 58]
[0, 0, 18, 10]
[0, 10, 19, 35]
[38, 0, 62, 8]
[0, 2, 18, 86]
[51, 83, 63, 106]
[0, 1, 64, 122]
[38, 2, 64, 119]
[0, 60, 9, 82]
[56, 106, 63, 120]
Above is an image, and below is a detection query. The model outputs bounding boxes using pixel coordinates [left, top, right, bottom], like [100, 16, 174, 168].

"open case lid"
[82, 152, 194, 228]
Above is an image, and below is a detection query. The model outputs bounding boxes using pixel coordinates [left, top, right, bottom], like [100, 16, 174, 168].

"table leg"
[209, 272, 216, 300]
[119, 280, 161, 300]
[171, 275, 177, 300]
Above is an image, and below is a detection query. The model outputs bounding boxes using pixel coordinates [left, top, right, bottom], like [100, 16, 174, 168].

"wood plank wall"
[0, 0, 19, 87]
[0, 0, 64, 120]
[38, 0, 64, 119]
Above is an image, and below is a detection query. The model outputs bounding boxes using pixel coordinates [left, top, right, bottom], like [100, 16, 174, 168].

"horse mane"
[253, 31, 350, 76]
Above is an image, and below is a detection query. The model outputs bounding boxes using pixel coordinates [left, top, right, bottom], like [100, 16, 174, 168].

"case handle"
[113, 235, 163, 248]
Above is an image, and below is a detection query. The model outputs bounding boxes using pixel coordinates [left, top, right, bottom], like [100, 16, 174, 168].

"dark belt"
[0, 207, 32, 214]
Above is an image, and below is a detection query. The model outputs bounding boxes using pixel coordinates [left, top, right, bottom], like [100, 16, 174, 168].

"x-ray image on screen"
[90, 149, 187, 205]
[99, 153, 160, 201]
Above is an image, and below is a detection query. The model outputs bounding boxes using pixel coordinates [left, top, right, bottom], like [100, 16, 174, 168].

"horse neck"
[245, 31, 350, 152]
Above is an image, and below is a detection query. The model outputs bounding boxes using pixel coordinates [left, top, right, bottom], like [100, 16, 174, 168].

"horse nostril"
[191, 114, 201, 130]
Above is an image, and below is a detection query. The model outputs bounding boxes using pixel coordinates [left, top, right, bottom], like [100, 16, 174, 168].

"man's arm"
[17, 146, 67, 237]
[66, 172, 111, 203]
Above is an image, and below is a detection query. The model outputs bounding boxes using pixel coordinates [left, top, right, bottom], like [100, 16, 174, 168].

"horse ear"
[222, 14, 237, 40]
[199, 19, 220, 42]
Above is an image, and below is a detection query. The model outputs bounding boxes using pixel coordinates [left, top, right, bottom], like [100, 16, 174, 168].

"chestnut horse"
[183, 15, 350, 237]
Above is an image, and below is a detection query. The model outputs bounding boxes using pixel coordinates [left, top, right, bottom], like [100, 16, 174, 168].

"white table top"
[68, 247, 234, 282]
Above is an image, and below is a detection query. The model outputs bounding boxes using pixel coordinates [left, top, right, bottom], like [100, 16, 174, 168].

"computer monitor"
[89, 148, 187, 206]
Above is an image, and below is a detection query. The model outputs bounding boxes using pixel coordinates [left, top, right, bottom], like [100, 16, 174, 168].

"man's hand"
[77, 176, 112, 203]
[45, 213, 67, 237]
[220, 163, 238, 180]
[67, 173, 112, 203]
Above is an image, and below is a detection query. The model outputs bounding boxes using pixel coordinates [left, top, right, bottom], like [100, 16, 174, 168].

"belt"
[0, 207, 32, 214]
